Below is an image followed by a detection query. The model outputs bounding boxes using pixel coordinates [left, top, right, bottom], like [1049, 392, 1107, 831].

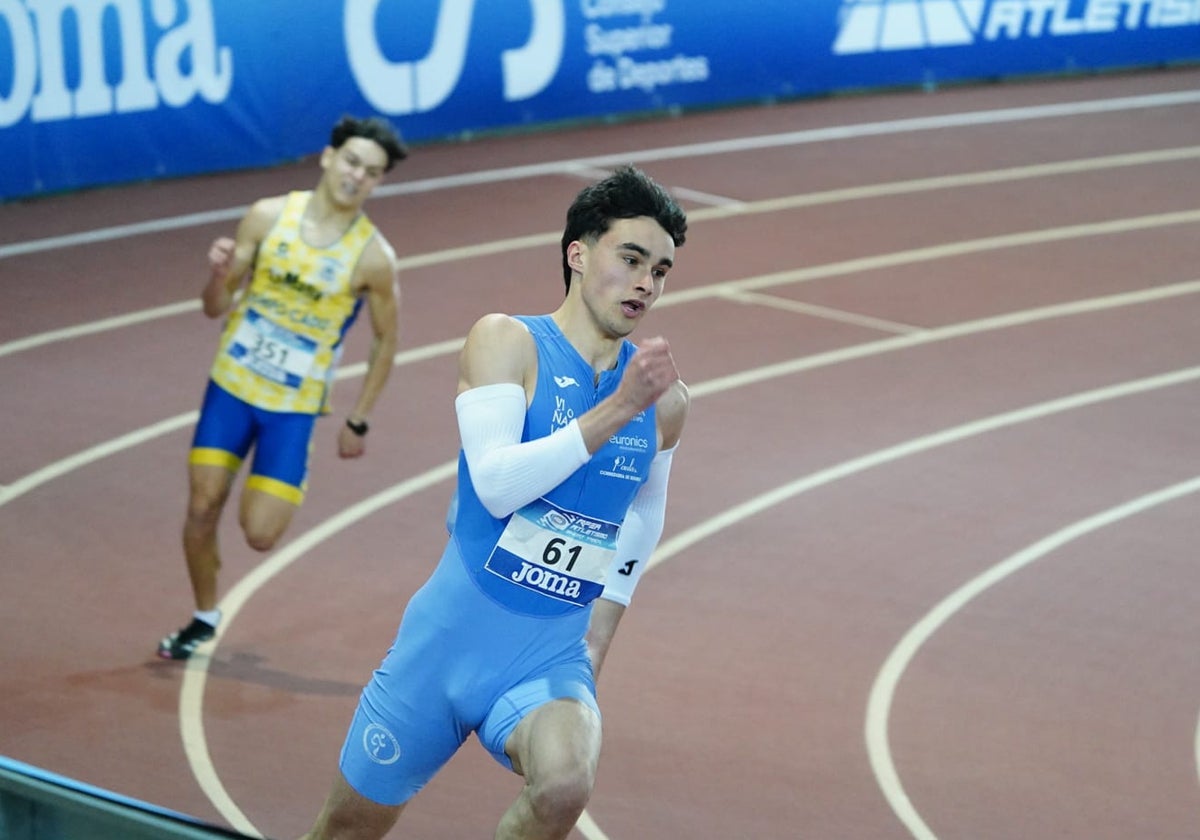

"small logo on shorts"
[363, 723, 401, 765]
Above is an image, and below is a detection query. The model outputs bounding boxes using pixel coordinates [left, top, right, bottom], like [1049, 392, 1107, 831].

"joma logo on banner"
[0, 0, 232, 128]
[0, 0, 565, 128]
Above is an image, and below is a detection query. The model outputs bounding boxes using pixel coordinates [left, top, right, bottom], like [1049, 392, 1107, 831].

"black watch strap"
[346, 417, 369, 436]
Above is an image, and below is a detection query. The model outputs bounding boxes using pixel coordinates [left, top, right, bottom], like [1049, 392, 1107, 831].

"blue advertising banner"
[2, 0, 1198, 200]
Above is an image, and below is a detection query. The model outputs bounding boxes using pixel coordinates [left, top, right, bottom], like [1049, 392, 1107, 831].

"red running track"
[3, 66, 1200, 839]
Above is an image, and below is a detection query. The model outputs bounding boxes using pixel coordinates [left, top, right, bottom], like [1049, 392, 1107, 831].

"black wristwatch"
[345, 417, 369, 436]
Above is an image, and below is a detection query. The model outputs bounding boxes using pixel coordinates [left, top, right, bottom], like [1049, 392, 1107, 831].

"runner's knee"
[242, 520, 284, 552]
[186, 488, 226, 529]
[239, 494, 294, 551]
[526, 765, 594, 828]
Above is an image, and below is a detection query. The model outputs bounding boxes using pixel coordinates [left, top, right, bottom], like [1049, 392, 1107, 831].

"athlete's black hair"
[560, 165, 688, 293]
[330, 115, 408, 172]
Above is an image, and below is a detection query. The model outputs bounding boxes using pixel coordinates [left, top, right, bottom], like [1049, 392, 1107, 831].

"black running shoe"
[157, 617, 216, 660]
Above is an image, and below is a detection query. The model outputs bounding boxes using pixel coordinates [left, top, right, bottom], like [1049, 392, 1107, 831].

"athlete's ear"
[566, 239, 586, 274]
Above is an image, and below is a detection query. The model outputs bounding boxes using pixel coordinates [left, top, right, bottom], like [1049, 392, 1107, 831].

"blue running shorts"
[337, 541, 599, 806]
[188, 380, 317, 504]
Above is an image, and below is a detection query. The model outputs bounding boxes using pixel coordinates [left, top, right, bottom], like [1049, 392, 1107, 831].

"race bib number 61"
[485, 497, 620, 607]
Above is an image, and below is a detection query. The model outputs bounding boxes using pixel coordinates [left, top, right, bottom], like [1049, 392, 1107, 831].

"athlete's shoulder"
[464, 313, 536, 359]
[458, 313, 536, 393]
[357, 233, 400, 286]
[250, 193, 290, 216]
[468, 312, 531, 340]
[230, 194, 289, 252]
[242, 194, 289, 232]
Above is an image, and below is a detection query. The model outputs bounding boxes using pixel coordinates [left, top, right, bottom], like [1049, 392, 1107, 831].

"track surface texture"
[3, 67, 1200, 839]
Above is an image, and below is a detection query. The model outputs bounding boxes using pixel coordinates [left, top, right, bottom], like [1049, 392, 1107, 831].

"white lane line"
[8, 88, 1195, 836]
[0, 207, 247, 260]
[9, 197, 1196, 362]
[866, 476, 1200, 840]
[0, 341, 461, 508]
[389, 230, 561, 271]
[324, 337, 463, 380]
[4, 278, 1199, 511]
[0, 413, 198, 507]
[650, 367, 1200, 568]
[567, 164, 621, 183]
[687, 279, 1200, 398]
[179, 460, 460, 838]
[603, 91, 1200, 167]
[183, 360, 1200, 838]
[718, 289, 923, 334]
[663, 209, 1200, 310]
[3, 93, 1197, 261]
[575, 810, 609, 840]
[0, 301, 200, 360]
[171, 301, 1200, 836]
[4, 146, 1198, 359]
[668, 185, 747, 208]
[1195, 707, 1200, 794]
[687, 146, 1200, 223]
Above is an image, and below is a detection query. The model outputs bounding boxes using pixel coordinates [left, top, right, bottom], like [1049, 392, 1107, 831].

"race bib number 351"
[228, 309, 318, 388]
[485, 497, 619, 607]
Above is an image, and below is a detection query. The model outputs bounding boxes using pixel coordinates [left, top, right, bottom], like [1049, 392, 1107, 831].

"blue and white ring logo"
[363, 723, 401, 765]
[541, 510, 572, 531]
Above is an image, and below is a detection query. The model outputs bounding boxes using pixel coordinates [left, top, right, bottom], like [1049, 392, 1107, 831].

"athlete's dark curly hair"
[561, 165, 688, 293]
[330, 115, 408, 172]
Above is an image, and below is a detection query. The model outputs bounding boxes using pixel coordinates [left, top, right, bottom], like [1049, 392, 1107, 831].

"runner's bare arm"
[201, 196, 282, 318]
[347, 237, 401, 422]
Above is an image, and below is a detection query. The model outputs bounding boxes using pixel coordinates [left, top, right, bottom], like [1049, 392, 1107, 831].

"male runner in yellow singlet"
[158, 115, 407, 660]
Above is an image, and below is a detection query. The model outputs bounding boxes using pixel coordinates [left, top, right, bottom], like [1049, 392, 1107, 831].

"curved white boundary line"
[0, 300, 200, 360]
[5, 90, 1197, 262]
[4, 148, 1199, 360]
[1195, 708, 1200, 794]
[0, 341, 460, 508]
[4, 87, 1197, 837]
[865, 476, 1200, 840]
[0, 274, 1195, 833]
[0, 413, 199, 506]
[1, 238, 1196, 835]
[648, 366, 1200, 569]
[179, 461, 459, 836]
[182, 363, 1200, 837]
[4, 273, 1198, 511]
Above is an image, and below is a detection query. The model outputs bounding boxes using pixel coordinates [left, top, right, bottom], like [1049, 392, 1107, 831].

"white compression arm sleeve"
[600, 445, 675, 606]
[455, 383, 591, 519]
